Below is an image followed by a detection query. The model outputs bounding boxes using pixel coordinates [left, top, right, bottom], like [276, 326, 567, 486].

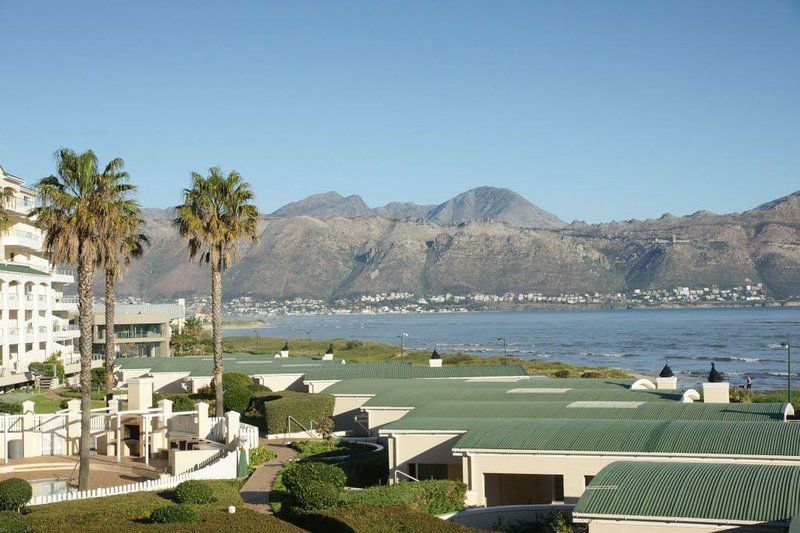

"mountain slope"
[373, 202, 436, 220]
[269, 192, 372, 219]
[426, 186, 565, 228]
[118, 190, 800, 300]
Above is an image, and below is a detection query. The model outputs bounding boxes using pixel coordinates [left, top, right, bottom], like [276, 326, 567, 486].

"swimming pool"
[29, 478, 74, 498]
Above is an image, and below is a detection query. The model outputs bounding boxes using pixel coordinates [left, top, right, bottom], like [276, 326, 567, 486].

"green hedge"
[341, 480, 466, 515]
[0, 510, 28, 533]
[248, 446, 277, 475]
[290, 480, 342, 512]
[173, 480, 215, 504]
[294, 505, 474, 533]
[0, 400, 22, 415]
[149, 504, 202, 523]
[223, 386, 253, 413]
[0, 478, 32, 512]
[257, 391, 334, 435]
[283, 462, 347, 494]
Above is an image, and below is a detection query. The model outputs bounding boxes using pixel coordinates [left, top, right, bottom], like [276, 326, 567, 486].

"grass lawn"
[0, 390, 106, 414]
[7, 480, 300, 533]
[222, 335, 631, 378]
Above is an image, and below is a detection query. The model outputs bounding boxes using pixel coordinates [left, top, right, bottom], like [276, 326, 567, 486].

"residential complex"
[0, 164, 78, 378]
[92, 301, 186, 358]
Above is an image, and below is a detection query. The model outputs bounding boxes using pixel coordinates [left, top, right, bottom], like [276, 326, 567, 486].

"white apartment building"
[0, 164, 79, 377]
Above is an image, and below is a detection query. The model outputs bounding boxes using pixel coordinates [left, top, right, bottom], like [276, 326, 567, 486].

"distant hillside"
[373, 201, 436, 220]
[269, 191, 372, 219]
[426, 186, 565, 228]
[120, 190, 800, 300]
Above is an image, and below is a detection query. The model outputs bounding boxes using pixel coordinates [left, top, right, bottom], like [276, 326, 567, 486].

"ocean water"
[224, 307, 800, 390]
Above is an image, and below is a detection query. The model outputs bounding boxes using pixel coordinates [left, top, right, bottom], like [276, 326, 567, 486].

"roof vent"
[708, 363, 724, 383]
[659, 363, 674, 378]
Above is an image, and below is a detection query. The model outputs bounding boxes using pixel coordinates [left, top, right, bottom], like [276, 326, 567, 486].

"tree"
[0, 188, 13, 235]
[173, 167, 258, 416]
[32, 148, 124, 491]
[183, 316, 204, 337]
[96, 163, 148, 394]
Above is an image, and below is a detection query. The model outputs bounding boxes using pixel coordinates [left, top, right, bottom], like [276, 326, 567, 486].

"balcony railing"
[53, 268, 75, 277]
[3, 196, 34, 214]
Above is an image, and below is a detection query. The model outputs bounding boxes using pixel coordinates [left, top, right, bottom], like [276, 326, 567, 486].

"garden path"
[239, 443, 298, 514]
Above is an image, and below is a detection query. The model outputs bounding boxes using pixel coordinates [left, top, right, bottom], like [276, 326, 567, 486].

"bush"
[315, 417, 335, 439]
[91, 367, 106, 390]
[554, 369, 571, 378]
[0, 510, 29, 533]
[173, 480, 215, 504]
[248, 383, 272, 394]
[28, 354, 65, 384]
[0, 400, 23, 414]
[283, 462, 347, 495]
[295, 505, 474, 533]
[290, 479, 341, 511]
[0, 478, 32, 512]
[248, 446, 277, 474]
[341, 480, 466, 515]
[257, 391, 334, 434]
[214, 372, 253, 392]
[223, 386, 253, 413]
[149, 504, 202, 524]
[581, 371, 604, 379]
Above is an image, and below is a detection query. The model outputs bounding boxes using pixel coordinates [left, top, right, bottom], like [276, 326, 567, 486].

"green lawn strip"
[18, 480, 300, 532]
[222, 335, 631, 378]
[295, 504, 476, 533]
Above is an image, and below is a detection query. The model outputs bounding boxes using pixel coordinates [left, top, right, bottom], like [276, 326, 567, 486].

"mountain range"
[117, 188, 800, 301]
[266, 186, 565, 229]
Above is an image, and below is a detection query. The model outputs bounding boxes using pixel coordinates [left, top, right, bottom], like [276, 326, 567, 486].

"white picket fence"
[207, 416, 225, 442]
[27, 447, 241, 506]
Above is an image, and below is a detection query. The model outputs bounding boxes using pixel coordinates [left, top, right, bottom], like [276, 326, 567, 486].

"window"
[553, 475, 564, 502]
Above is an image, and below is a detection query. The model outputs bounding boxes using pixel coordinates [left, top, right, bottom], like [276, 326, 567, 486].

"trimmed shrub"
[295, 505, 474, 533]
[0, 478, 32, 512]
[290, 479, 341, 511]
[248, 383, 272, 394]
[214, 372, 253, 392]
[257, 391, 334, 434]
[315, 417, 335, 439]
[283, 462, 347, 494]
[173, 480, 215, 504]
[0, 510, 29, 533]
[248, 446, 277, 474]
[341, 479, 466, 515]
[149, 504, 202, 524]
[0, 400, 23, 414]
[223, 386, 253, 413]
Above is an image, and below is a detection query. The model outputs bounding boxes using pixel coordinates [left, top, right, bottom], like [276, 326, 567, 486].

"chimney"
[280, 341, 289, 358]
[322, 344, 334, 361]
[429, 348, 442, 368]
[656, 363, 677, 390]
[128, 376, 154, 410]
[702, 363, 729, 403]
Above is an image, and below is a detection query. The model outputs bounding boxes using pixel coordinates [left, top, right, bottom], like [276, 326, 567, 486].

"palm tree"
[97, 166, 148, 395]
[173, 167, 258, 416]
[32, 148, 123, 491]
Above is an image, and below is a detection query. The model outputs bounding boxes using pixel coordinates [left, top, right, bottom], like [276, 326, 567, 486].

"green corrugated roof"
[116, 355, 342, 376]
[325, 377, 634, 395]
[381, 417, 800, 457]
[364, 387, 682, 407]
[409, 400, 788, 422]
[302, 363, 526, 381]
[574, 461, 800, 524]
[0, 263, 49, 276]
[115, 356, 525, 379]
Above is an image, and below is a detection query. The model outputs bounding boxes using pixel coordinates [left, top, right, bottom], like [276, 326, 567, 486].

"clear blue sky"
[1, 1, 798, 222]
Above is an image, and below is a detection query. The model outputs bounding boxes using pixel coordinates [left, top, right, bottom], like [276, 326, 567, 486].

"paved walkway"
[239, 443, 298, 514]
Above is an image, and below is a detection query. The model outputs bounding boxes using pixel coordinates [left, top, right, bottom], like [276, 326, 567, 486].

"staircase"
[36, 375, 60, 390]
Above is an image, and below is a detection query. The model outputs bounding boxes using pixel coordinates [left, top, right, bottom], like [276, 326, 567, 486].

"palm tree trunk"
[77, 251, 95, 491]
[104, 266, 116, 395]
[211, 244, 224, 417]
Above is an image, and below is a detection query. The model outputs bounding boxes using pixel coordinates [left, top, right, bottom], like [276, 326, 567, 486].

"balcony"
[3, 196, 34, 215]
[51, 268, 75, 283]
[4, 230, 43, 250]
[52, 294, 78, 311]
[53, 325, 81, 339]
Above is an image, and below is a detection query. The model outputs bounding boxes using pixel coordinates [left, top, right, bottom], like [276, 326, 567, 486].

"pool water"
[29, 478, 74, 498]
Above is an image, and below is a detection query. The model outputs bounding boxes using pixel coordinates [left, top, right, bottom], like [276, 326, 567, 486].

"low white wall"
[169, 448, 221, 475]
